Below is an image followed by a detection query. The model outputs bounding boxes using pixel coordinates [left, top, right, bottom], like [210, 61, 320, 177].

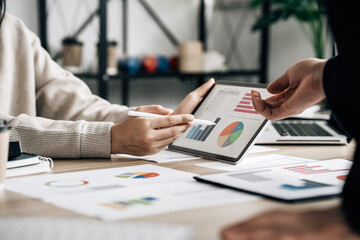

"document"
[248, 145, 278, 154]
[195, 154, 315, 172]
[5, 164, 194, 199]
[116, 146, 277, 163]
[5, 164, 257, 220]
[196, 158, 352, 202]
[116, 148, 201, 163]
[46, 181, 257, 221]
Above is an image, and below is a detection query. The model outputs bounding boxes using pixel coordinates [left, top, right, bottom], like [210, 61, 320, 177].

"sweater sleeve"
[18, 21, 136, 158]
[1, 15, 133, 159]
[28, 29, 132, 124]
[1, 112, 113, 159]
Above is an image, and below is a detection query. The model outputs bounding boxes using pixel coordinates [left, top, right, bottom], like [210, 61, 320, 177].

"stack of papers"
[5, 164, 257, 221]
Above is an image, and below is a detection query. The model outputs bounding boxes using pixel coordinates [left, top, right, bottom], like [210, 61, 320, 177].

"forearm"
[1, 112, 112, 159]
[35, 70, 133, 124]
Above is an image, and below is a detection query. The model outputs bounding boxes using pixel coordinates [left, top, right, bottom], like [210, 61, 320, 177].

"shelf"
[39, 0, 270, 105]
[76, 69, 262, 80]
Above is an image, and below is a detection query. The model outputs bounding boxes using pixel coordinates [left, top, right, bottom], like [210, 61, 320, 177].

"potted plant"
[251, 0, 326, 58]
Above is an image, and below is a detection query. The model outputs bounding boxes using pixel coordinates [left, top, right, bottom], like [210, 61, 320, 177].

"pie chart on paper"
[115, 172, 159, 179]
[217, 121, 244, 148]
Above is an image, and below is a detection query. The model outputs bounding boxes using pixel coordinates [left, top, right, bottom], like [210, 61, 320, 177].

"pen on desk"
[128, 111, 216, 125]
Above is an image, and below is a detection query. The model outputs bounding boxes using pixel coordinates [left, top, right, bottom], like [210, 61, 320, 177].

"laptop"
[256, 109, 351, 145]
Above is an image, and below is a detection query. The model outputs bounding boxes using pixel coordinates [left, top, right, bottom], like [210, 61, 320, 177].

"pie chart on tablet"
[217, 121, 244, 148]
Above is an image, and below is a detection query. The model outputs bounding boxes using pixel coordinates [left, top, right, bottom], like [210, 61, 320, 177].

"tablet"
[169, 81, 271, 164]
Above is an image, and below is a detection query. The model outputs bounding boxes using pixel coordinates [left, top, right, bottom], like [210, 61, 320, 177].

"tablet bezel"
[168, 80, 269, 164]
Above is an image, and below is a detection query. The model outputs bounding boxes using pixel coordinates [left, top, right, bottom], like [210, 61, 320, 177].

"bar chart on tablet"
[234, 93, 258, 114]
[185, 118, 221, 142]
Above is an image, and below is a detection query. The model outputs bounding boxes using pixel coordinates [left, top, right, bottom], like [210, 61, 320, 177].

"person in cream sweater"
[0, 9, 214, 159]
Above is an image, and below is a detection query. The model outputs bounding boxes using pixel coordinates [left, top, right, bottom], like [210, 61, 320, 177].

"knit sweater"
[0, 14, 131, 158]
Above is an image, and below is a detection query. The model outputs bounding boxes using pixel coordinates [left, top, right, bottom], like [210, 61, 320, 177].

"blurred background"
[6, 0, 332, 109]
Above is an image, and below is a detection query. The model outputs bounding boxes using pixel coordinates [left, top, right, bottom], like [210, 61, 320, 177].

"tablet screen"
[169, 81, 271, 163]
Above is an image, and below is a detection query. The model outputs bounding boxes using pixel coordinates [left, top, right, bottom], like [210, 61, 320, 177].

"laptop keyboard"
[272, 121, 332, 137]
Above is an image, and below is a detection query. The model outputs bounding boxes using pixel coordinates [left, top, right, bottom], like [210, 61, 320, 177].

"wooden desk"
[0, 143, 356, 240]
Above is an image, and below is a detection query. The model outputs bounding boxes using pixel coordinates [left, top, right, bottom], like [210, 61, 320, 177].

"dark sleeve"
[323, 0, 360, 234]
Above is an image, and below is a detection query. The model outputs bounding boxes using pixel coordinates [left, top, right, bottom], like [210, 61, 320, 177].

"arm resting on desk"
[1, 112, 112, 159]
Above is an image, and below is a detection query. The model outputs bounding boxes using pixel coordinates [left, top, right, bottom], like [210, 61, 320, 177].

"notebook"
[6, 153, 53, 178]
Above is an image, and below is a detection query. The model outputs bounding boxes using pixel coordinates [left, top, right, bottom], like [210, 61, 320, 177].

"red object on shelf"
[169, 55, 179, 72]
[142, 56, 158, 73]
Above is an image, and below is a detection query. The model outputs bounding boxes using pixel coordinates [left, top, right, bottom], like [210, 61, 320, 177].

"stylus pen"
[128, 111, 216, 125]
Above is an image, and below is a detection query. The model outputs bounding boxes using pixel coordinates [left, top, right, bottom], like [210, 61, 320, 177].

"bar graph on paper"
[283, 165, 351, 175]
[185, 118, 221, 142]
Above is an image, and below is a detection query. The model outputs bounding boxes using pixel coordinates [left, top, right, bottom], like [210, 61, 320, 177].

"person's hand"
[252, 58, 327, 121]
[111, 105, 194, 155]
[221, 206, 360, 240]
[173, 78, 215, 115]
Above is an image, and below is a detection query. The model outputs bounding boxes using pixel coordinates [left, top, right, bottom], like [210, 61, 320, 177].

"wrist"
[312, 59, 327, 97]
[80, 121, 113, 158]
[110, 124, 124, 154]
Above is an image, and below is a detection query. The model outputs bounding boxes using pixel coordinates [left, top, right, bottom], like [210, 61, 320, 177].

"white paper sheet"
[248, 145, 279, 153]
[5, 164, 257, 221]
[195, 154, 316, 172]
[116, 148, 201, 163]
[5, 164, 194, 200]
[116, 146, 277, 164]
[45, 180, 257, 221]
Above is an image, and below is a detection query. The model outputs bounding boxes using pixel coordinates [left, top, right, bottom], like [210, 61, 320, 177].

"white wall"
[6, 0, 38, 31]
[6, 0, 329, 109]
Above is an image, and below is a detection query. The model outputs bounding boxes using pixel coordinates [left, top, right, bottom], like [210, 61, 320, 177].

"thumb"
[267, 72, 290, 94]
[135, 105, 173, 115]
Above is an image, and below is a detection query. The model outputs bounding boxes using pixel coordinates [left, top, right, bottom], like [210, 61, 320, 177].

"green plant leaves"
[251, 0, 326, 58]
[251, 0, 324, 30]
